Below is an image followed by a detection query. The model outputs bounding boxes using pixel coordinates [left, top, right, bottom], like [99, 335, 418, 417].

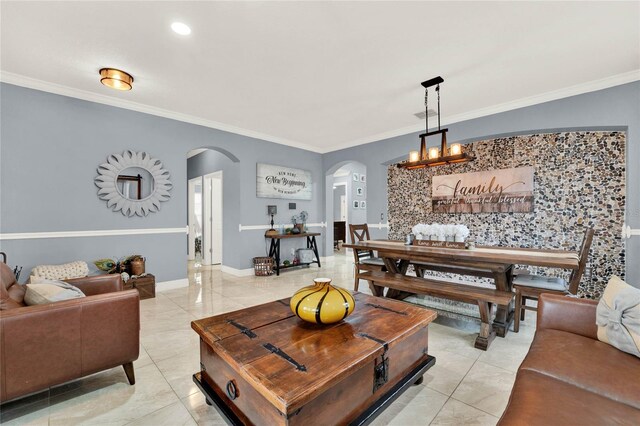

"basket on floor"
[253, 257, 275, 276]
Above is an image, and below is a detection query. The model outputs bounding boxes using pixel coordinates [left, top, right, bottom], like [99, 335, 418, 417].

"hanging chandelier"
[398, 76, 473, 169]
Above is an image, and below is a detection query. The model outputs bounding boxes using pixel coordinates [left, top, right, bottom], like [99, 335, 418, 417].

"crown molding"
[2, 69, 638, 155]
[319, 69, 640, 153]
[0, 71, 322, 153]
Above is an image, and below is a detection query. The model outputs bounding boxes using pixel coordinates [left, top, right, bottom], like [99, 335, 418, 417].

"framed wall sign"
[360, 175, 366, 183]
[356, 187, 364, 196]
[353, 200, 359, 208]
[432, 166, 534, 213]
[352, 173, 360, 181]
[256, 163, 312, 200]
[360, 201, 367, 209]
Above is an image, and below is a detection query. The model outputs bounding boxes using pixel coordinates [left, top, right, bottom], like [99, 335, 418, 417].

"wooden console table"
[266, 232, 321, 276]
[124, 274, 156, 300]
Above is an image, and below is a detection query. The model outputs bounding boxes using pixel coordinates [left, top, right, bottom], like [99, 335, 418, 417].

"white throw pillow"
[24, 280, 86, 305]
[596, 275, 640, 358]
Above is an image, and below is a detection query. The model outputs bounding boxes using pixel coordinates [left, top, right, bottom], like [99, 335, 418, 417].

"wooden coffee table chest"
[191, 292, 437, 425]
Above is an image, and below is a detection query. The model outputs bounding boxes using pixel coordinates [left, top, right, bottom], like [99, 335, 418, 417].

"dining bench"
[359, 270, 514, 350]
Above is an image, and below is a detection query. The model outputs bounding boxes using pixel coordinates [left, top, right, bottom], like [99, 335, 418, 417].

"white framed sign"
[432, 166, 534, 213]
[256, 163, 312, 200]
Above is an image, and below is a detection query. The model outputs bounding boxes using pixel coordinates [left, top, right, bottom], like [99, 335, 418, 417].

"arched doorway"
[324, 161, 367, 257]
[186, 147, 240, 269]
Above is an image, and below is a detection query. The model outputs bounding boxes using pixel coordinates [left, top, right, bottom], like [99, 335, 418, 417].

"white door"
[340, 195, 347, 221]
[188, 178, 203, 261]
[203, 172, 223, 265]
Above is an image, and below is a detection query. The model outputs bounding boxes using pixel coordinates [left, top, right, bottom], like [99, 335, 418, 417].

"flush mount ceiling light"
[99, 68, 133, 91]
[398, 76, 473, 169]
[171, 22, 191, 35]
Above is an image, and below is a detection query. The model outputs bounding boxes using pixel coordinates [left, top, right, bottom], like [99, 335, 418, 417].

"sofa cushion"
[596, 275, 640, 358]
[24, 281, 85, 305]
[498, 369, 640, 425]
[520, 329, 640, 409]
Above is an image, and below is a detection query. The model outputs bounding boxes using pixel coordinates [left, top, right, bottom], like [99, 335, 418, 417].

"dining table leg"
[492, 265, 515, 337]
[382, 257, 413, 300]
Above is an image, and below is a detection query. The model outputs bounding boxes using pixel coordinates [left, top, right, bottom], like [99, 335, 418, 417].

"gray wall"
[3, 81, 639, 283]
[0, 83, 324, 281]
[322, 81, 640, 285]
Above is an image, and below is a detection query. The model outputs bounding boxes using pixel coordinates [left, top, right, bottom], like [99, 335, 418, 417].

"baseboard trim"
[220, 265, 255, 277]
[156, 278, 190, 292]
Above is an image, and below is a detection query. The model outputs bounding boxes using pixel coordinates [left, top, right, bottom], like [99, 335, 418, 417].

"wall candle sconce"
[398, 76, 473, 169]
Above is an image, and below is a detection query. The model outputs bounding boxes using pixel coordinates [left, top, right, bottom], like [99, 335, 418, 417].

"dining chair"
[513, 227, 595, 332]
[349, 224, 385, 291]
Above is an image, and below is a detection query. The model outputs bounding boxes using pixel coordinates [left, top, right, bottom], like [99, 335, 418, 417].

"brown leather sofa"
[0, 262, 139, 404]
[499, 293, 640, 425]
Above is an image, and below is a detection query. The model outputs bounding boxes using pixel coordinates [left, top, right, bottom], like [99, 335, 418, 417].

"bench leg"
[474, 302, 496, 351]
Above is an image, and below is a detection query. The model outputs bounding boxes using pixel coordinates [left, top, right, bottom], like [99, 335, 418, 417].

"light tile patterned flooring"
[0, 254, 537, 425]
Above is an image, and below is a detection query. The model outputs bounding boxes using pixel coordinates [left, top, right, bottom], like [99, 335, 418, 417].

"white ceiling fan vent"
[414, 109, 438, 120]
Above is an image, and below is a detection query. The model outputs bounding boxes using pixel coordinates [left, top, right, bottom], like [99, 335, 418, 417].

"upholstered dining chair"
[513, 227, 595, 332]
[349, 224, 385, 291]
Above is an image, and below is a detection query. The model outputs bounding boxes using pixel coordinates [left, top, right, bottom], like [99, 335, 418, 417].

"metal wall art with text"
[432, 167, 534, 213]
[256, 163, 312, 200]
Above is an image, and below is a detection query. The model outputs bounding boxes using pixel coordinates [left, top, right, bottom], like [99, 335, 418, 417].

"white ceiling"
[1, 1, 639, 153]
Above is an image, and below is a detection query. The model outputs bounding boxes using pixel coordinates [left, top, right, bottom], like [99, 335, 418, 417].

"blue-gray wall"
[322, 81, 640, 284]
[2, 81, 638, 284]
[0, 83, 323, 281]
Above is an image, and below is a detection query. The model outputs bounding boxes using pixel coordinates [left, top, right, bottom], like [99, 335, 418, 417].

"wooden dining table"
[343, 240, 580, 339]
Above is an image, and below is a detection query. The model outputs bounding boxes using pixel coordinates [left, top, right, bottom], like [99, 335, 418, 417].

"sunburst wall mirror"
[95, 150, 172, 217]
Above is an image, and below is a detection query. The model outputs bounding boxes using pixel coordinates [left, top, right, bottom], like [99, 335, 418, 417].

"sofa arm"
[65, 274, 123, 295]
[0, 289, 139, 403]
[537, 293, 598, 340]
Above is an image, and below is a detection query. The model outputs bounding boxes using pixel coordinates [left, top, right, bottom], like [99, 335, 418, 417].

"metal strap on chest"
[227, 319, 257, 339]
[357, 333, 390, 393]
[263, 343, 307, 372]
[365, 303, 408, 316]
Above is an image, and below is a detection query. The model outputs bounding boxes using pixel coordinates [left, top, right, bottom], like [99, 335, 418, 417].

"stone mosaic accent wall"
[388, 131, 626, 300]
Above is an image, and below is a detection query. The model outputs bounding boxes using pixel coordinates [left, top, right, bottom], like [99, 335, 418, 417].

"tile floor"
[0, 254, 537, 426]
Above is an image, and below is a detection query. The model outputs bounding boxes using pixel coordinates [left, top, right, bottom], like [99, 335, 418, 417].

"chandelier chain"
[436, 84, 441, 130]
[424, 88, 429, 133]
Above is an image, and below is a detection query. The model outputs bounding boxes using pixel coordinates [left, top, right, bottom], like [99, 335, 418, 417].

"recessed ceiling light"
[99, 68, 133, 91]
[171, 22, 191, 35]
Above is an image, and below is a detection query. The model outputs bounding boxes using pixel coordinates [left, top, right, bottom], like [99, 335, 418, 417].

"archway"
[186, 147, 241, 272]
[324, 160, 368, 257]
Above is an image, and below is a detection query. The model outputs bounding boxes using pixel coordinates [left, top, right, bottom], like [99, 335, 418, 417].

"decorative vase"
[290, 278, 355, 325]
[130, 257, 145, 276]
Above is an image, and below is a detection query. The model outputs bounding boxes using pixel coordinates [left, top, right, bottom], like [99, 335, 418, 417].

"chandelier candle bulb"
[409, 150, 420, 162]
[451, 143, 462, 155]
[429, 147, 439, 159]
